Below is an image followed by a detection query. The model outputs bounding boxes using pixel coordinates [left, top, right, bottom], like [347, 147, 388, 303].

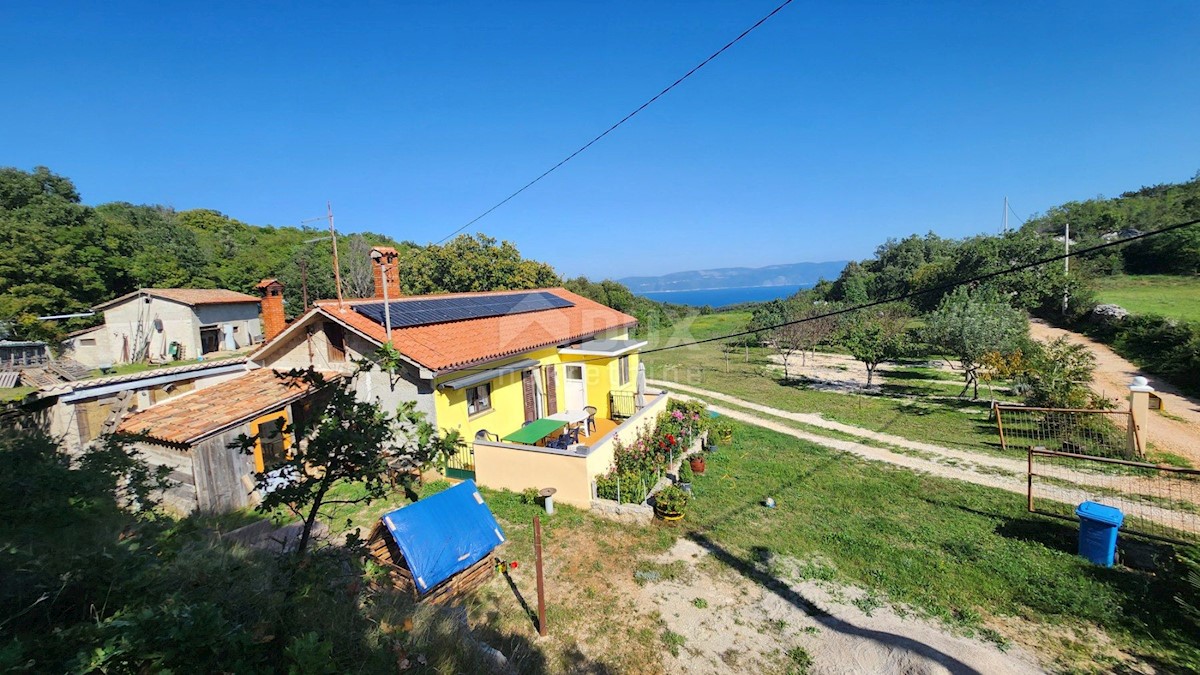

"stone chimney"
[370, 246, 401, 300]
[256, 278, 286, 341]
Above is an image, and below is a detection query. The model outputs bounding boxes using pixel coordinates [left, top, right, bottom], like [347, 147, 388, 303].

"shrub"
[1079, 313, 1200, 395]
[678, 459, 694, 484]
[654, 484, 690, 514]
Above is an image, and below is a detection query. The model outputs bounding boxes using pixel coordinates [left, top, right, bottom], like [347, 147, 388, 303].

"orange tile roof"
[94, 288, 260, 310]
[116, 368, 338, 445]
[314, 288, 636, 373]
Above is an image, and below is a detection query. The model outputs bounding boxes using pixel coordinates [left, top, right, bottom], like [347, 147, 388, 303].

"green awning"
[502, 418, 567, 445]
[439, 358, 539, 390]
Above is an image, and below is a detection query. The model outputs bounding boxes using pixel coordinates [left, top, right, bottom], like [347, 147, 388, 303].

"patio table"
[503, 418, 567, 445]
[545, 409, 589, 426]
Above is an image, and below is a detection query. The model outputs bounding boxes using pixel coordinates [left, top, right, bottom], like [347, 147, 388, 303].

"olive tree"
[923, 287, 1027, 399]
[841, 306, 910, 385]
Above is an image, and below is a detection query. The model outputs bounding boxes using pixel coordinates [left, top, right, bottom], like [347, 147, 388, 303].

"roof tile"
[116, 368, 338, 445]
[314, 288, 636, 373]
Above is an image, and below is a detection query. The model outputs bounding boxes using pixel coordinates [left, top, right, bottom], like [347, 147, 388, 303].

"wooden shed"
[366, 480, 505, 604]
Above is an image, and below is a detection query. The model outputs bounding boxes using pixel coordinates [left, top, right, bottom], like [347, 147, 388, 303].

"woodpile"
[365, 522, 495, 605]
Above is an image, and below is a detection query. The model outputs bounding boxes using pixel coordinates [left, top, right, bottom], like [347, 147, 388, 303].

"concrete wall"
[104, 295, 201, 363]
[101, 296, 260, 364]
[194, 304, 262, 349]
[61, 327, 111, 369]
[470, 391, 667, 510]
[252, 318, 434, 420]
[584, 391, 667, 479]
[473, 439, 592, 507]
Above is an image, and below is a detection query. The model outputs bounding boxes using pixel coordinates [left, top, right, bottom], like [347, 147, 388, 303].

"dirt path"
[642, 539, 1046, 675]
[1030, 320, 1200, 464]
[651, 380, 1200, 536]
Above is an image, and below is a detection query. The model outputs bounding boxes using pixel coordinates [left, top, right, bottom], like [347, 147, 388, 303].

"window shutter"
[544, 365, 558, 415]
[521, 370, 537, 423]
[325, 322, 345, 362]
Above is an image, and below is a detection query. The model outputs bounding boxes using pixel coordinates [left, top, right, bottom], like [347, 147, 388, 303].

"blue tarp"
[380, 480, 506, 594]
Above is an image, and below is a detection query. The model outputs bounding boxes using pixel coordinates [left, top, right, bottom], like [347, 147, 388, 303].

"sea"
[636, 284, 809, 308]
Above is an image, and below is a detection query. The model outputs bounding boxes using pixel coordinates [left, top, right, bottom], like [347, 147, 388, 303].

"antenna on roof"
[328, 202, 344, 308]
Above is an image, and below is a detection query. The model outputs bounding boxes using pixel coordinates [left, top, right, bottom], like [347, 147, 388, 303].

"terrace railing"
[609, 390, 639, 419]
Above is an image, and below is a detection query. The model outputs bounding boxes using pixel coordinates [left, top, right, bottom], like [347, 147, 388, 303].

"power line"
[433, 0, 796, 245]
[638, 216, 1199, 355]
[1007, 202, 1027, 227]
[423, 216, 1200, 374]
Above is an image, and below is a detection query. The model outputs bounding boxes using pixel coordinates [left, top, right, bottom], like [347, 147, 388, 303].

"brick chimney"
[370, 246, 401, 300]
[256, 278, 286, 341]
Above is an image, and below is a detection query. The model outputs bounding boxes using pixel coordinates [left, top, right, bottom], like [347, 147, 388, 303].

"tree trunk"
[296, 478, 331, 558]
[866, 364, 875, 385]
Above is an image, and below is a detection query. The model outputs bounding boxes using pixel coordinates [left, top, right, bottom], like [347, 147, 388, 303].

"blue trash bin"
[1075, 501, 1124, 566]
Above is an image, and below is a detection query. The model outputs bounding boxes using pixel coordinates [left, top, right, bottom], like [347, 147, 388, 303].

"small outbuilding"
[366, 480, 506, 604]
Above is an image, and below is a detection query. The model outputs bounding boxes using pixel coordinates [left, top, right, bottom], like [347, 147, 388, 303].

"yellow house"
[247, 249, 650, 483]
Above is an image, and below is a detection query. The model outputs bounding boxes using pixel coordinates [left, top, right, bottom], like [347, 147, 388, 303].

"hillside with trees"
[756, 171, 1200, 395]
[0, 166, 665, 343]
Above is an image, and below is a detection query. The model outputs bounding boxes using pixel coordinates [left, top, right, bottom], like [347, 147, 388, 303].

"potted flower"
[689, 453, 706, 475]
[653, 484, 689, 522]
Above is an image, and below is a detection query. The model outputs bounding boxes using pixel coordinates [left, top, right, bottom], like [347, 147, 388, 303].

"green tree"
[1015, 337, 1106, 409]
[240, 367, 457, 557]
[400, 233, 559, 294]
[923, 287, 1028, 398]
[841, 306, 910, 385]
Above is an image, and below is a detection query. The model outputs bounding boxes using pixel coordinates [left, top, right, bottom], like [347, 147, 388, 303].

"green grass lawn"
[685, 421, 1200, 671]
[643, 314, 1009, 456]
[1094, 274, 1200, 322]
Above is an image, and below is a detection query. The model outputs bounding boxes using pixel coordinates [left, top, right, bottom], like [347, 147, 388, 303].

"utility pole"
[1062, 221, 1070, 314]
[1003, 196, 1008, 234]
[328, 201, 344, 307]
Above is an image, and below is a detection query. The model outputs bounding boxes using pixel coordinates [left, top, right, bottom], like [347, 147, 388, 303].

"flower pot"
[689, 456, 706, 475]
[654, 505, 685, 522]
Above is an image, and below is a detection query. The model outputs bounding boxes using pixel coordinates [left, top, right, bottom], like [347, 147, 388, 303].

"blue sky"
[3, 1, 1198, 279]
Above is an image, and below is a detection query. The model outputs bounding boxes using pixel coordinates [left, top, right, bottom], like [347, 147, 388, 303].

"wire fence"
[995, 405, 1136, 459]
[1028, 447, 1200, 544]
[594, 471, 656, 505]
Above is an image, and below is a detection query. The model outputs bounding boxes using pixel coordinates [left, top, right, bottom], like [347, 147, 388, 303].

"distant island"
[619, 261, 849, 293]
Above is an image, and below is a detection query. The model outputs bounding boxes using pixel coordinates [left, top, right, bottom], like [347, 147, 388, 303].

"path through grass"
[684, 421, 1200, 671]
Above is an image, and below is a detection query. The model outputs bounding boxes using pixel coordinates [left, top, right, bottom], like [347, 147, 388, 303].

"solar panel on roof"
[352, 291, 574, 329]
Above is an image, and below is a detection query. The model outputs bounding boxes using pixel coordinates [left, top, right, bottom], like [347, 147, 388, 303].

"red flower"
[667, 434, 677, 446]
[511, 561, 519, 569]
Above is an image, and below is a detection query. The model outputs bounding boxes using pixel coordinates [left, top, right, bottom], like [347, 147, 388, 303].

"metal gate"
[1026, 446, 1200, 544]
[994, 404, 1136, 459]
[445, 442, 475, 480]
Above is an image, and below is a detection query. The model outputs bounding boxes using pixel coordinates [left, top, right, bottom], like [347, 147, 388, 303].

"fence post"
[1027, 446, 1040, 512]
[616, 474, 621, 504]
[994, 403, 1008, 452]
[1127, 377, 1153, 458]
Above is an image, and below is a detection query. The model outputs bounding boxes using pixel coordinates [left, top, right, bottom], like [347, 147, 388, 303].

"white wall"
[101, 296, 261, 363]
[61, 327, 111, 368]
[104, 296, 200, 363]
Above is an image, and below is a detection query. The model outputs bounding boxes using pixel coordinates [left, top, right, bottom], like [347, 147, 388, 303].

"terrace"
[468, 389, 669, 508]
